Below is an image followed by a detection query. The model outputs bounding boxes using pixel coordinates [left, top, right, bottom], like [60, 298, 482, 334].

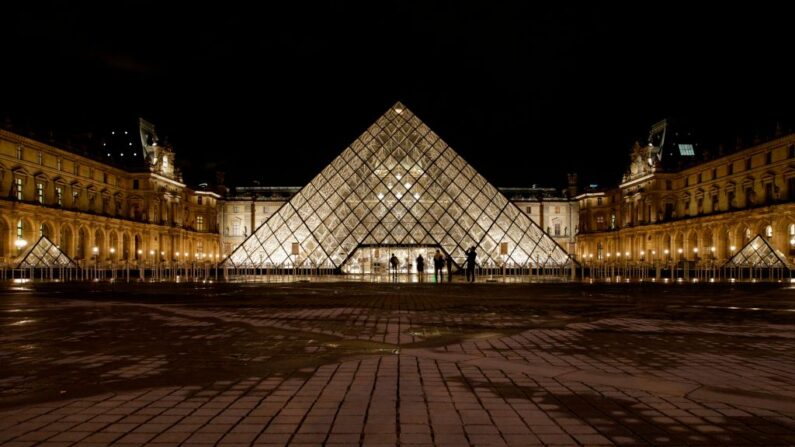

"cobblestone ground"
[1, 281, 794, 446]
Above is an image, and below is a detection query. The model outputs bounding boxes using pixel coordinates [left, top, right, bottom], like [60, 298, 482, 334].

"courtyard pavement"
[0, 281, 794, 446]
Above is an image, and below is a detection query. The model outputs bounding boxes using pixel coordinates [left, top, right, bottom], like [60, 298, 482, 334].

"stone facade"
[0, 122, 220, 266]
[218, 186, 300, 256]
[576, 124, 795, 265]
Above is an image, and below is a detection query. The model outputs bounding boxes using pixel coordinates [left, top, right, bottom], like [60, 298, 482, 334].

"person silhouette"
[446, 253, 453, 282]
[389, 253, 399, 281]
[416, 254, 425, 282]
[433, 249, 444, 283]
[465, 246, 477, 283]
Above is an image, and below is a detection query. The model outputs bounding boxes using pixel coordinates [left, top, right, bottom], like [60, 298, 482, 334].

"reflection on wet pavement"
[0, 281, 794, 446]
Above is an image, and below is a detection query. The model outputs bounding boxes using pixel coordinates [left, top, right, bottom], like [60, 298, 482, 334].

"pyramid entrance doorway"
[341, 244, 445, 275]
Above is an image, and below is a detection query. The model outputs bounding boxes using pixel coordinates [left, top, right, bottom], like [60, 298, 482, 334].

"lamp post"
[110, 247, 116, 279]
[14, 238, 28, 253]
[606, 252, 612, 279]
[92, 246, 99, 279]
[640, 250, 645, 279]
[651, 249, 658, 280]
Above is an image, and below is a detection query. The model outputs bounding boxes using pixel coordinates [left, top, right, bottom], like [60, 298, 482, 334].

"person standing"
[465, 246, 477, 283]
[446, 253, 453, 282]
[389, 253, 399, 281]
[416, 254, 425, 282]
[433, 249, 444, 283]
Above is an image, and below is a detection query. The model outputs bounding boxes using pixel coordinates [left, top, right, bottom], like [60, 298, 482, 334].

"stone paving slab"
[1, 281, 794, 446]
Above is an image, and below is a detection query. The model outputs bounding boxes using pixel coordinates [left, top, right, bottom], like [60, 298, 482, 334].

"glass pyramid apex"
[224, 102, 572, 270]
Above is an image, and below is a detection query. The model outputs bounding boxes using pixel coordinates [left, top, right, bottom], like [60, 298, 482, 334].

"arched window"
[17, 220, 23, 239]
[790, 224, 795, 253]
[765, 225, 773, 239]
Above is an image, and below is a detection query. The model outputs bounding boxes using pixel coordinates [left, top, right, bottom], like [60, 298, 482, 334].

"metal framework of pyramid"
[16, 235, 78, 269]
[723, 235, 794, 269]
[224, 102, 572, 270]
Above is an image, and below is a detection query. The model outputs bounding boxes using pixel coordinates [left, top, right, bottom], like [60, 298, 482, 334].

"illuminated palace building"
[0, 119, 220, 265]
[576, 120, 795, 266]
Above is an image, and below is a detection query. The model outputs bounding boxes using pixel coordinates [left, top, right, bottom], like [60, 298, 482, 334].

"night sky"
[3, 2, 795, 190]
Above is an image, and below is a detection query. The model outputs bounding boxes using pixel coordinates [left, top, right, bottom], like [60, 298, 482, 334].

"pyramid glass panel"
[223, 102, 572, 271]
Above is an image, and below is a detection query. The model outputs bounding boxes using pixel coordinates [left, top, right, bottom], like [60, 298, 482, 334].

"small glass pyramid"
[724, 235, 793, 269]
[16, 235, 77, 269]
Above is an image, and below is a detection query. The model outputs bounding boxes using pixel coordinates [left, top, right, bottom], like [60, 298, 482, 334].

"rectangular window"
[766, 152, 772, 165]
[712, 168, 717, 179]
[57, 158, 62, 171]
[664, 203, 674, 220]
[746, 158, 752, 171]
[72, 191, 79, 207]
[554, 206, 561, 214]
[103, 173, 108, 184]
[55, 187, 63, 206]
[17, 146, 23, 160]
[525, 206, 532, 214]
[597, 197, 603, 206]
[233, 206, 240, 213]
[38, 151, 43, 165]
[554, 223, 561, 236]
[698, 173, 702, 183]
[765, 182, 774, 203]
[728, 163, 733, 175]
[197, 196, 203, 205]
[15, 178, 23, 201]
[196, 216, 205, 231]
[133, 179, 139, 189]
[666, 180, 672, 190]
[73, 163, 79, 176]
[36, 183, 44, 204]
[595, 215, 605, 224]
[684, 177, 689, 187]
[232, 221, 241, 236]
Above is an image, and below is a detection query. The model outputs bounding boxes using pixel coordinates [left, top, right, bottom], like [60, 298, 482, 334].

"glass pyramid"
[224, 102, 572, 271]
[16, 235, 77, 269]
[723, 235, 794, 269]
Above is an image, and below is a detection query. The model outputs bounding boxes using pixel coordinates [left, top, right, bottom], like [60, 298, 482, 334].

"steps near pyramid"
[224, 102, 571, 271]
